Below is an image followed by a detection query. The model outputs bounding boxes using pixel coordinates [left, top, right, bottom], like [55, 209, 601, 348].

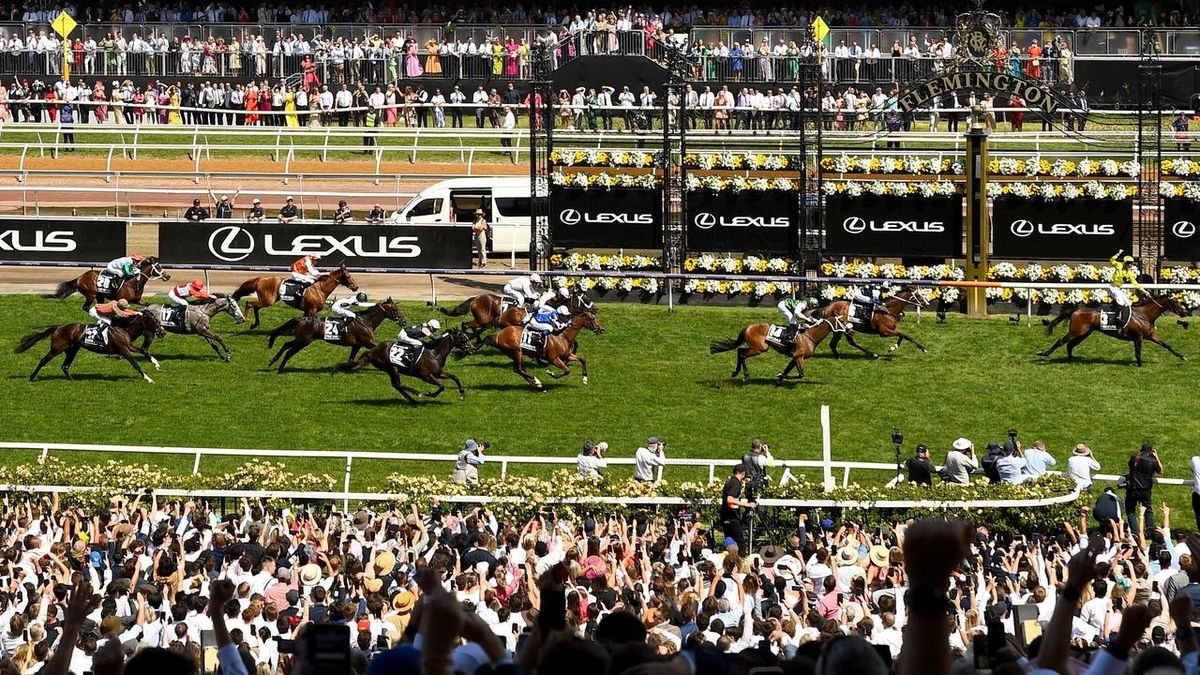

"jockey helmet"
[1122, 255, 1134, 263]
[529, 273, 542, 284]
[130, 252, 145, 261]
[557, 306, 570, 317]
[191, 279, 204, 290]
[355, 292, 368, 303]
[116, 299, 129, 308]
[426, 319, 441, 331]
[220, 194, 229, 201]
[559, 287, 570, 298]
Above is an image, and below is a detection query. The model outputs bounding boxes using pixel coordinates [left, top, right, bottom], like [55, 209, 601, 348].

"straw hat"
[365, 577, 383, 594]
[374, 551, 397, 576]
[392, 590, 415, 613]
[773, 555, 802, 581]
[868, 545, 890, 568]
[1073, 443, 1092, 456]
[299, 563, 322, 586]
[759, 544, 784, 565]
[836, 546, 859, 566]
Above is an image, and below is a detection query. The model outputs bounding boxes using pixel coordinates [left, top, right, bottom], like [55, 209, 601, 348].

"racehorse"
[265, 299, 404, 373]
[332, 328, 477, 402]
[439, 291, 596, 337]
[710, 318, 835, 384]
[231, 263, 359, 329]
[821, 286, 929, 359]
[48, 257, 171, 310]
[487, 312, 604, 390]
[125, 296, 246, 367]
[16, 312, 165, 383]
[1038, 294, 1190, 366]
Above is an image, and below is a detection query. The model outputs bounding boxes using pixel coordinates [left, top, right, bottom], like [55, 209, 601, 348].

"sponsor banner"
[158, 221, 472, 269]
[824, 195, 963, 257]
[0, 218, 126, 263]
[550, 187, 661, 249]
[684, 190, 795, 253]
[1164, 199, 1200, 261]
[896, 69, 1064, 114]
[991, 198, 1133, 260]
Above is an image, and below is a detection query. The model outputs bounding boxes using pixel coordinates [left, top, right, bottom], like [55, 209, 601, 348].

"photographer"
[904, 444, 935, 486]
[740, 438, 773, 500]
[1125, 441, 1163, 536]
[451, 438, 488, 487]
[633, 436, 665, 483]
[721, 463, 756, 554]
[576, 440, 608, 479]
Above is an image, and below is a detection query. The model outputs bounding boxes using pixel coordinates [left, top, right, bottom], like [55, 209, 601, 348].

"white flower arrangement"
[617, 278, 634, 292]
[998, 158, 1019, 175]
[764, 155, 786, 171]
[820, 285, 837, 301]
[1075, 263, 1098, 280]
[1025, 264, 1045, 281]
[846, 181, 864, 197]
[1162, 267, 1196, 283]
[887, 181, 909, 196]
[1037, 183, 1057, 200]
[1048, 264, 1073, 282]
[1100, 159, 1119, 176]
[935, 181, 957, 196]
[1179, 291, 1200, 309]
[1186, 183, 1200, 201]
[569, 172, 590, 188]
[642, 278, 660, 294]
[560, 253, 583, 271]
[683, 279, 699, 293]
[1120, 160, 1140, 178]
[1024, 156, 1041, 176]
[1161, 181, 1180, 198]
[598, 277, 619, 290]
[1064, 289, 1086, 304]
[774, 178, 796, 191]
[1176, 161, 1197, 177]
[821, 181, 839, 195]
[583, 149, 602, 165]
[951, 160, 965, 175]
[1083, 180, 1106, 198]
[768, 258, 789, 273]
[727, 176, 748, 193]
[880, 157, 900, 174]
[749, 177, 771, 191]
[903, 156, 924, 174]
[879, 263, 903, 279]
[719, 258, 738, 273]
[1049, 159, 1070, 178]
[1008, 182, 1030, 197]
[592, 172, 614, 189]
[916, 181, 936, 197]
[583, 253, 603, 270]
[1097, 266, 1116, 283]
[701, 175, 724, 192]
[753, 281, 771, 297]
[1076, 159, 1095, 176]
[1108, 183, 1130, 200]
[697, 154, 715, 170]
[552, 275, 569, 288]
[1062, 183, 1080, 200]
[986, 183, 1004, 198]
[550, 172, 568, 186]
[576, 277, 596, 291]
[985, 287, 1006, 299]
[993, 262, 1017, 278]
[832, 154, 851, 173]
[868, 181, 888, 195]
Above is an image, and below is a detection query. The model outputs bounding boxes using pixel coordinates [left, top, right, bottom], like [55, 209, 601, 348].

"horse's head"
[141, 257, 170, 282]
[450, 327, 478, 355]
[1163, 294, 1193, 318]
[896, 285, 929, 309]
[142, 309, 166, 337]
[336, 263, 359, 292]
[573, 291, 596, 314]
[579, 311, 604, 335]
[379, 297, 405, 325]
[217, 295, 246, 324]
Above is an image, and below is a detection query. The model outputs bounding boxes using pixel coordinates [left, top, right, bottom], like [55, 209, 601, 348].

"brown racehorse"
[265, 299, 404, 373]
[821, 287, 929, 359]
[439, 291, 596, 337]
[231, 263, 359, 329]
[488, 312, 604, 390]
[1039, 294, 1190, 366]
[333, 328, 477, 402]
[48, 257, 171, 310]
[16, 312, 165, 383]
[710, 319, 835, 384]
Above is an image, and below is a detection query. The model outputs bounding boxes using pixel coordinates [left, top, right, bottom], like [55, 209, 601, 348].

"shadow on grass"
[1032, 356, 1139, 366]
[20, 372, 129, 382]
[349, 397, 451, 407]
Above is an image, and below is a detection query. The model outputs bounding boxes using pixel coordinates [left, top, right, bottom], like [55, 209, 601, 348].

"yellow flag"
[813, 16, 830, 47]
[50, 11, 77, 39]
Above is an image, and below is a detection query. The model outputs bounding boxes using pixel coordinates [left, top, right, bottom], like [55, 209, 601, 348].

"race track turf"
[2, 294, 1199, 512]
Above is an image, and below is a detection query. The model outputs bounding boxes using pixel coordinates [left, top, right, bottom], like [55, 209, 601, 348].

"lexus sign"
[685, 190, 796, 253]
[550, 187, 661, 249]
[0, 218, 126, 263]
[825, 195, 963, 257]
[1164, 199, 1200, 260]
[159, 221, 471, 269]
[991, 198, 1132, 259]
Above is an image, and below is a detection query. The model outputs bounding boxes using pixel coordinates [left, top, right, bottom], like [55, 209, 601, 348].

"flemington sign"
[896, 71, 1060, 113]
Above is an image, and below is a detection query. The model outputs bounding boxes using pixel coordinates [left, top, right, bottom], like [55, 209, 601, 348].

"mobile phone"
[972, 634, 990, 670]
[306, 624, 350, 674]
[516, 627, 532, 653]
[275, 636, 296, 654]
[986, 620, 1006, 656]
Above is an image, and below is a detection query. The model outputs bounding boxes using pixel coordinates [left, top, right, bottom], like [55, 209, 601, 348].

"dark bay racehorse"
[266, 299, 404, 373]
[439, 291, 596, 337]
[49, 257, 170, 310]
[1039, 294, 1190, 366]
[333, 328, 477, 402]
[231, 263, 359, 329]
[16, 312, 165, 382]
[488, 312, 604, 390]
[126, 297, 246, 366]
[710, 319, 835, 384]
[821, 286, 929, 358]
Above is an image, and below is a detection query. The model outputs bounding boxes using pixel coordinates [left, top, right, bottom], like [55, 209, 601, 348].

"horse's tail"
[1045, 306, 1074, 335]
[709, 331, 744, 355]
[331, 353, 370, 375]
[15, 326, 55, 353]
[438, 297, 474, 317]
[47, 278, 78, 299]
[231, 278, 258, 301]
[268, 317, 301, 347]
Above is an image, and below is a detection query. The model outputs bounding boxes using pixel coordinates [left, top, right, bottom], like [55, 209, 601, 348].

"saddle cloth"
[83, 325, 108, 348]
[388, 343, 422, 369]
[1099, 305, 1132, 334]
[323, 320, 344, 342]
[520, 329, 545, 355]
[279, 279, 308, 302]
[849, 302, 872, 325]
[159, 305, 184, 329]
[765, 324, 791, 347]
[96, 272, 122, 295]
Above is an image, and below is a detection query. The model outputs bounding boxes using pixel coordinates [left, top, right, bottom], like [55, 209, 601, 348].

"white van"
[395, 177, 531, 255]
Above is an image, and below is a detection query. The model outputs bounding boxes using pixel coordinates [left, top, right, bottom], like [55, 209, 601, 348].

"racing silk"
[170, 282, 210, 301]
[528, 309, 565, 333]
[94, 300, 138, 320]
[290, 256, 319, 277]
[331, 296, 371, 320]
[503, 277, 537, 304]
[1109, 254, 1144, 292]
[105, 257, 138, 278]
[397, 325, 427, 347]
[535, 290, 565, 311]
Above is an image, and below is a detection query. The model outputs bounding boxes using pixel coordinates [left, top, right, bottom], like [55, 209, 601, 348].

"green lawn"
[3, 293, 1199, 514]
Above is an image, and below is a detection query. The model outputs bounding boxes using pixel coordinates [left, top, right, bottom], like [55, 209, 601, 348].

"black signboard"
[684, 190, 796, 253]
[550, 187, 661, 249]
[824, 195, 963, 257]
[159, 221, 472, 269]
[1164, 199, 1200, 261]
[0, 218, 126, 264]
[991, 197, 1134, 260]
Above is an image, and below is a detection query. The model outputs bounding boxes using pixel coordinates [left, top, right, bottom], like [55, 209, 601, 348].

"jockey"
[168, 279, 212, 306]
[852, 286, 883, 312]
[1108, 250, 1144, 308]
[535, 286, 571, 313]
[777, 296, 816, 341]
[89, 298, 138, 326]
[397, 319, 440, 349]
[290, 254, 321, 284]
[331, 292, 372, 324]
[528, 305, 570, 335]
[104, 252, 145, 280]
[502, 273, 541, 308]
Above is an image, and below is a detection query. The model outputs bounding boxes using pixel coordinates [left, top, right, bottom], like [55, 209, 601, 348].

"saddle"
[1099, 305, 1132, 334]
[520, 328, 546, 355]
[279, 279, 311, 304]
[388, 343, 423, 370]
[765, 324, 794, 347]
[323, 319, 346, 342]
[96, 272, 123, 296]
[83, 325, 109, 348]
[159, 305, 185, 329]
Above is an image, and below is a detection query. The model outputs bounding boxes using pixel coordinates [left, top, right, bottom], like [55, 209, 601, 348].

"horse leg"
[386, 368, 419, 403]
[546, 356, 572, 379]
[209, 332, 232, 359]
[29, 344, 64, 381]
[1065, 332, 1091, 361]
[514, 353, 542, 389]
[775, 359, 796, 385]
[60, 345, 80, 380]
[843, 332, 878, 359]
[245, 299, 264, 329]
[276, 340, 308, 373]
[570, 353, 589, 384]
[439, 371, 467, 400]
[1133, 334, 1144, 367]
[897, 332, 928, 353]
[120, 348, 154, 383]
[1147, 333, 1187, 361]
[348, 345, 360, 363]
[829, 332, 842, 359]
[198, 330, 230, 362]
[267, 341, 292, 367]
[419, 372, 446, 398]
[1038, 335, 1070, 358]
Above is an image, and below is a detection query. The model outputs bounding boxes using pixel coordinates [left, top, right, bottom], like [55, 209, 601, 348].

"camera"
[891, 427, 904, 445]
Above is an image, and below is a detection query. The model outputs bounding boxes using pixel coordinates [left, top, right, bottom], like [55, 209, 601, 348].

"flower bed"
[820, 155, 1139, 178]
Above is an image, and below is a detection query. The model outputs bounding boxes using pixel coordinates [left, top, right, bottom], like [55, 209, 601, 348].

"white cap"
[952, 438, 972, 451]
[220, 194, 228, 200]
[286, 195, 294, 201]
[252, 198, 260, 204]
[596, 442, 608, 452]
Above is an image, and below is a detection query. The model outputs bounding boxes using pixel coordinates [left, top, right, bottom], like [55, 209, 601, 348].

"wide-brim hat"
[953, 437, 972, 451]
[774, 555, 802, 580]
[299, 563, 322, 586]
[365, 577, 383, 594]
[374, 551, 397, 576]
[837, 546, 859, 566]
[760, 544, 784, 565]
[869, 545, 890, 568]
[1073, 444, 1092, 456]
[392, 590, 415, 613]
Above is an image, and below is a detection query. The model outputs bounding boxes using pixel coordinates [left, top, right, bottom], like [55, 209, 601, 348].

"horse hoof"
[582, 376, 588, 385]
[1036, 351, 1048, 357]
[546, 369, 554, 376]
[888, 344, 898, 352]
[143, 375, 154, 383]
[920, 348, 928, 354]
[151, 360, 161, 371]
[870, 353, 880, 360]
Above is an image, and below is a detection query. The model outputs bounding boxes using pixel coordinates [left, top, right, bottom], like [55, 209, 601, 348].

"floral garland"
[551, 252, 661, 271]
[987, 181, 1135, 200]
[682, 152, 796, 171]
[821, 155, 1140, 178]
[686, 255, 793, 273]
[549, 171, 661, 190]
[822, 180, 960, 198]
[822, 155, 964, 175]
[1162, 160, 1200, 177]
[990, 157, 1140, 178]
[819, 261, 966, 305]
[1159, 182, 1200, 201]
[686, 175, 796, 192]
[549, 149, 661, 168]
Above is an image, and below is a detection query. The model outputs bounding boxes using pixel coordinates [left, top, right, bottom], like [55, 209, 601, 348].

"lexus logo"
[843, 217, 867, 234]
[1173, 220, 1197, 239]
[693, 212, 717, 230]
[1010, 219, 1036, 238]
[559, 209, 581, 226]
[208, 225, 255, 262]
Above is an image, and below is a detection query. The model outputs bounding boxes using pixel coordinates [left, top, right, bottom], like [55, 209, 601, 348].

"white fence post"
[343, 455, 354, 514]
[821, 405, 833, 491]
[192, 452, 202, 475]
